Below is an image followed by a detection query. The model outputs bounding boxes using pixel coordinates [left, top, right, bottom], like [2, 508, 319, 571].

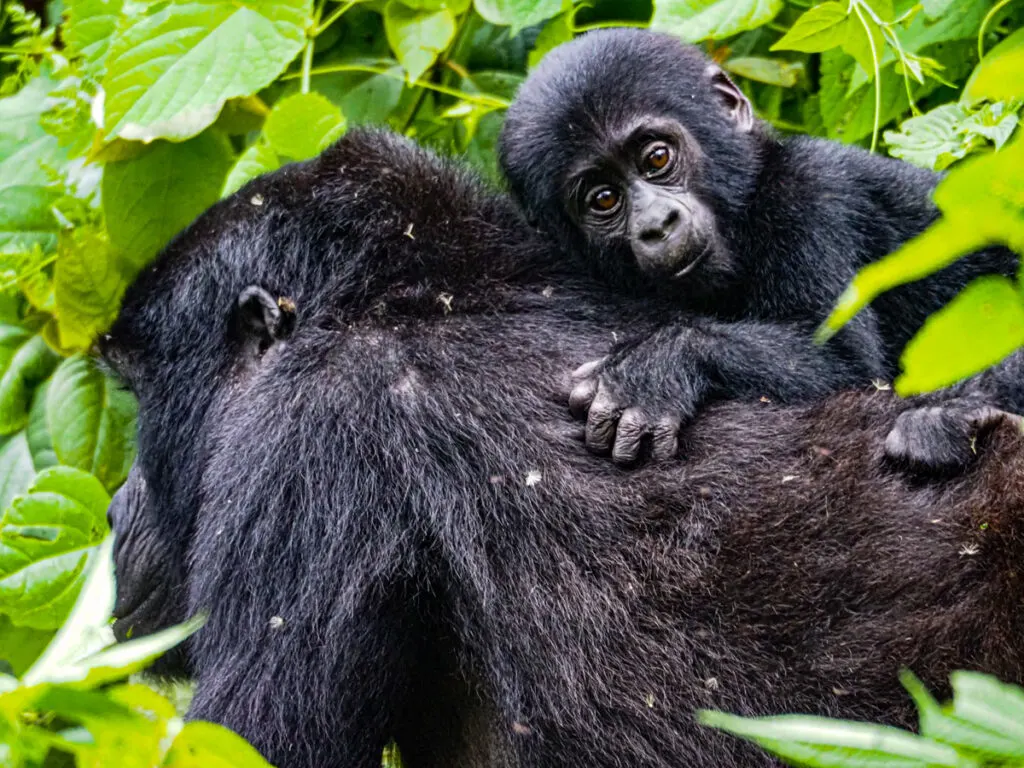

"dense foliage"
[0, 0, 1021, 764]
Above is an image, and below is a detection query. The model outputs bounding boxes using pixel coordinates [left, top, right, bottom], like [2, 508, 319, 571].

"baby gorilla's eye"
[588, 186, 621, 214]
[642, 143, 672, 175]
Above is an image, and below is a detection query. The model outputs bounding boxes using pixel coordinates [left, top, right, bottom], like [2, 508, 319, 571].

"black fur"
[498, 29, 1022, 467]
[104, 130, 1024, 768]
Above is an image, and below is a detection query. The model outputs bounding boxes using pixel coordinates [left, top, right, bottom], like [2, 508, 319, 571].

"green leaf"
[725, 56, 803, 87]
[699, 710, 973, 767]
[263, 92, 346, 161]
[901, 670, 1024, 761]
[819, 52, 910, 143]
[103, 132, 235, 274]
[651, 0, 784, 44]
[26, 379, 58, 472]
[54, 226, 127, 351]
[101, 0, 311, 142]
[884, 104, 974, 171]
[960, 102, 1019, 150]
[0, 615, 51, 676]
[0, 327, 59, 436]
[63, 0, 125, 73]
[896, 277, 1024, 395]
[384, 2, 456, 83]
[949, 671, 1024, 751]
[527, 11, 573, 68]
[473, 0, 562, 36]
[22, 534, 115, 685]
[843, 9, 884, 79]
[222, 142, 280, 198]
[46, 355, 137, 492]
[165, 721, 275, 767]
[0, 467, 109, 630]
[770, 2, 849, 54]
[0, 185, 61, 257]
[0, 75, 67, 193]
[334, 66, 405, 126]
[0, 432, 35, 513]
[963, 27, 1024, 105]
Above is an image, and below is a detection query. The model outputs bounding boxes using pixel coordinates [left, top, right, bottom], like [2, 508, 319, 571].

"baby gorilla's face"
[562, 115, 726, 282]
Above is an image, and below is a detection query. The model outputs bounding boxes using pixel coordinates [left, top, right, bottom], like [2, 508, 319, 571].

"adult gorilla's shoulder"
[104, 128, 1024, 768]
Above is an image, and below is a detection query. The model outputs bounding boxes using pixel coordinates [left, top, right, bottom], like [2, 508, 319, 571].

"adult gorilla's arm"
[568, 314, 884, 464]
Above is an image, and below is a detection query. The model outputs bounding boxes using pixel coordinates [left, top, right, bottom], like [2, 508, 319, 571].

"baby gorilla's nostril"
[639, 228, 665, 243]
[663, 208, 680, 228]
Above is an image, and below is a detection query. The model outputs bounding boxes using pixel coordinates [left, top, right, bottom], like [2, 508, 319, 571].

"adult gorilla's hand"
[884, 401, 1024, 474]
[569, 353, 692, 465]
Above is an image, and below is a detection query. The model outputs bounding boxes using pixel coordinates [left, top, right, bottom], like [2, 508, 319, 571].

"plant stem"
[978, 0, 1013, 60]
[315, 0, 358, 37]
[283, 63, 509, 107]
[301, 0, 328, 94]
[853, 3, 882, 152]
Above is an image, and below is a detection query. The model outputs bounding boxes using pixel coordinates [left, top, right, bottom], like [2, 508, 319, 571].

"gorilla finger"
[571, 357, 607, 381]
[651, 415, 681, 461]
[612, 407, 650, 465]
[586, 384, 620, 454]
[569, 378, 599, 419]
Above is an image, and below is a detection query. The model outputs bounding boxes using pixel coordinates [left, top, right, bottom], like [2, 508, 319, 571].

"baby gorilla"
[499, 29, 1022, 469]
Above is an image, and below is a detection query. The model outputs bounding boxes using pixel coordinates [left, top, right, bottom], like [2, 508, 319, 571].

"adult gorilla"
[104, 130, 1024, 768]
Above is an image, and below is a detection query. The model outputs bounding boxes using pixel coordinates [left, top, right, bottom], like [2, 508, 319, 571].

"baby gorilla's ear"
[705, 65, 754, 133]
[234, 286, 296, 355]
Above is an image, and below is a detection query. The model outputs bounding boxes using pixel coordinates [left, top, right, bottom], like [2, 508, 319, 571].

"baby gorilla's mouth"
[671, 242, 714, 280]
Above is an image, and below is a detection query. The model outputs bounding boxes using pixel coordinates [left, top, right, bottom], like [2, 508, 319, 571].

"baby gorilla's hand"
[885, 402, 1023, 474]
[569, 357, 688, 465]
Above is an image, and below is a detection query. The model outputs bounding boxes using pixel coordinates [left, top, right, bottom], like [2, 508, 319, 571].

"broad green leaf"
[473, 0, 562, 36]
[33, 613, 203, 689]
[26, 380, 58, 472]
[165, 720, 275, 767]
[950, 671, 1024, 749]
[963, 27, 1024, 105]
[263, 92, 346, 161]
[101, 0, 311, 142]
[842, 9, 885, 79]
[53, 226, 127, 351]
[527, 12, 572, 69]
[651, 0, 784, 44]
[901, 670, 1024, 761]
[222, 142, 280, 198]
[0, 185, 61, 257]
[770, 2, 849, 54]
[896, 277, 1024, 395]
[0, 328, 59, 436]
[0, 616, 51, 676]
[0, 432, 35, 513]
[334, 66, 405, 126]
[821, 218, 996, 338]
[920, 0, 955, 20]
[103, 132, 234, 274]
[959, 102, 1019, 150]
[384, 2, 456, 83]
[901, 0, 988, 51]
[46, 355, 137, 491]
[819, 53, 910, 143]
[725, 56, 802, 87]
[64, 0, 125, 72]
[884, 104, 974, 171]
[699, 710, 972, 767]
[23, 534, 115, 685]
[0, 467, 109, 630]
[0, 76, 66, 193]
